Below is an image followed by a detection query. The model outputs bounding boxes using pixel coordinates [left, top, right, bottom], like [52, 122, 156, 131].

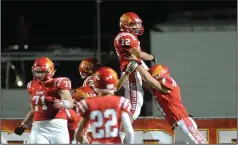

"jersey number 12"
[121, 38, 130, 46]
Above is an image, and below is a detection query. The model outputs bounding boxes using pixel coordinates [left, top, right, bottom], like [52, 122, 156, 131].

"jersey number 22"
[90, 109, 118, 138]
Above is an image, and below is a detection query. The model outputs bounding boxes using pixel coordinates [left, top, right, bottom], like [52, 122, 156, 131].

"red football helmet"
[79, 58, 100, 79]
[32, 57, 55, 81]
[120, 12, 144, 35]
[149, 64, 170, 78]
[72, 86, 96, 102]
[93, 67, 118, 94]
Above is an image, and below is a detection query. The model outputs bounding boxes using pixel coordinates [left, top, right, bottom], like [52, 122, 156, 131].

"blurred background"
[1, 1, 237, 119]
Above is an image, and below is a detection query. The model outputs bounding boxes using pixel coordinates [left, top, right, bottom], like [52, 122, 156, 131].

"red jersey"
[114, 32, 142, 71]
[27, 77, 72, 121]
[67, 109, 81, 143]
[154, 75, 189, 126]
[73, 100, 93, 144]
[82, 76, 94, 87]
[76, 96, 131, 144]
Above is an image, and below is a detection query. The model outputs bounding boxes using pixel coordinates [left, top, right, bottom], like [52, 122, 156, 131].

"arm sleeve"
[121, 112, 134, 144]
[75, 99, 89, 118]
[119, 97, 132, 115]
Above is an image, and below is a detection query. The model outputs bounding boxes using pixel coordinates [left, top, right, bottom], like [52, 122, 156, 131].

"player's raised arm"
[117, 72, 129, 91]
[53, 78, 74, 109]
[117, 60, 139, 91]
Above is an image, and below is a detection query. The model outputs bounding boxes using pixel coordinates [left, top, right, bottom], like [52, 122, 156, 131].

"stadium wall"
[150, 30, 236, 117]
[2, 90, 30, 118]
[1, 30, 236, 118]
[1, 118, 237, 144]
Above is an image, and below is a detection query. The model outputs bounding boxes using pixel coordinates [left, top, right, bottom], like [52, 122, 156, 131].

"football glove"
[14, 124, 27, 135]
[152, 55, 157, 64]
[126, 60, 139, 73]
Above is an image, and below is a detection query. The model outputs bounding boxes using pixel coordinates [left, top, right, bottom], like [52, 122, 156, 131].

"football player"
[75, 67, 134, 144]
[114, 12, 157, 142]
[69, 86, 96, 144]
[78, 57, 101, 87]
[14, 57, 74, 144]
[119, 56, 208, 144]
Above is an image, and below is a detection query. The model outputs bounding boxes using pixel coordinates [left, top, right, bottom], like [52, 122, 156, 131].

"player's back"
[82, 75, 94, 87]
[84, 95, 130, 144]
[154, 75, 188, 126]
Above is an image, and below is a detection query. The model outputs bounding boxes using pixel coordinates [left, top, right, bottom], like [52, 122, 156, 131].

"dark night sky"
[2, 1, 236, 51]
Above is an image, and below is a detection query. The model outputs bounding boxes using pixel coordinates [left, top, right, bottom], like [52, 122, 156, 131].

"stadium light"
[16, 75, 24, 87]
[11, 64, 15, 69]
[17, 80, 23, 87]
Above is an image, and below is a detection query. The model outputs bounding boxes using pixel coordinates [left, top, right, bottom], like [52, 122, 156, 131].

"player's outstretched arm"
[137, 65, 171, 93]
[117, 60, 139, 91]
[129, 48, 156, 62]
[117, 72, 129, 91]
[75, 117, 88, 143]
[121, 111, 134, 144]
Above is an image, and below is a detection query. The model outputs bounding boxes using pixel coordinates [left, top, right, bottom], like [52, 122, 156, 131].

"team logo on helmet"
[151, 65, 167, 77]
[82, 61, 94, 73]
[73, 87, 96, 101]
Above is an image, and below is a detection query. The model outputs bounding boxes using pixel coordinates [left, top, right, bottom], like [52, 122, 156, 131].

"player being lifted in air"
[75, 67, 134, 144]
[114, 12, 157, 143]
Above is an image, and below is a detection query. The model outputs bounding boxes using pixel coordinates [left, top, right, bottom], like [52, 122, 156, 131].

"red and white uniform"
[67, 109, 80, 144]
[82, 76, 94, 87]
[27, 77, 71, 144]
[114, 31, 148, 120]
[153, 75, 208, 144]
[68, 101, 92, 144]
[77, 95, 132, 144]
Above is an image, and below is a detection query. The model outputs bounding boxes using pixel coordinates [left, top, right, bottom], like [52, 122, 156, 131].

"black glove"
[152, 55, 157, 64]
[14, 125, 27, 135]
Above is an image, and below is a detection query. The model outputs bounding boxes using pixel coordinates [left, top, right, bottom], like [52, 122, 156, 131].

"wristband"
[21, 122, 28, 128]
[62, 100, 71, 109]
